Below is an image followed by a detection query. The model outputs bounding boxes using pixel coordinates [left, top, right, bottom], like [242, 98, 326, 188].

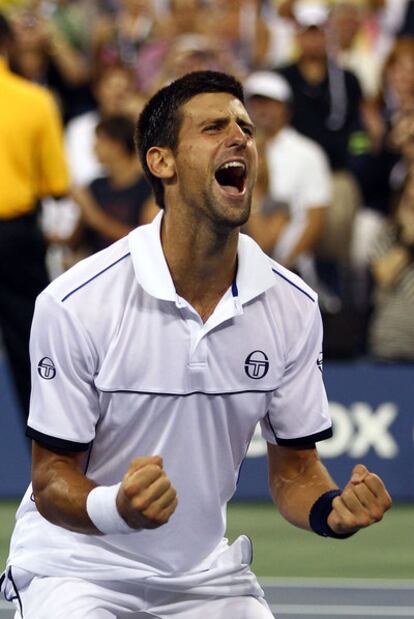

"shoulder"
[66, 110, 99, 136]
[43, 236, 133, 310]
[343, 67, 362, 94]
[267, 257, 318, 305]
[276, 64, 296, 78]
[269, 129, 330, 175]
[7, 73, 57, 109]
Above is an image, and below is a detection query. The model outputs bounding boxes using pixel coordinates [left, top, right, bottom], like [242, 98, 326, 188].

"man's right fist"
[116, 456, 177, 529]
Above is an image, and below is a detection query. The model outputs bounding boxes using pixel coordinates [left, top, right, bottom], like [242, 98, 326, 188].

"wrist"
[309, 489, 355, 539]
[86, 483, 134, 535]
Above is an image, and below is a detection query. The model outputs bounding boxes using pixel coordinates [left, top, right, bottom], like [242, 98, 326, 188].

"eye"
[241, 124, 255, 137]
[204, 123, 222, 132]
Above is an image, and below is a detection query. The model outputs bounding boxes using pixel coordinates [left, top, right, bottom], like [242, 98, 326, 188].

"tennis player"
[1, 71, 391, 618]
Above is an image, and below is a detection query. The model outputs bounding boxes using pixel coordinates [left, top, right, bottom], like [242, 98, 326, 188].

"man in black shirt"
[277, 2, 362, 171]
[277, 2, 363, 283]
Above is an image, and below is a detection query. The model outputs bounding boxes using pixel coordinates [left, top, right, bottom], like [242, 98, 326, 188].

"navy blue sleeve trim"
[276, 426, 333, 446]
[271, 268, 315, 302]
[26, 427, 92, 452]
[61, 252, 130, 302]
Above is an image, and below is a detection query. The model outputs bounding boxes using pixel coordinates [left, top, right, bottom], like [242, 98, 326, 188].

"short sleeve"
[260, 303, 332, 446]
[27, 292, 99, 451]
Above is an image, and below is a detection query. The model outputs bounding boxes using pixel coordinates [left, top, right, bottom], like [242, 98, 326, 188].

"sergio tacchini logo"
[37, 357, 56, 380]
[244, 350, 269, 380]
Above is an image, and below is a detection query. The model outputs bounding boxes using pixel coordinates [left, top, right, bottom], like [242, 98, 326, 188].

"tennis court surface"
[1, 578, 413, 618]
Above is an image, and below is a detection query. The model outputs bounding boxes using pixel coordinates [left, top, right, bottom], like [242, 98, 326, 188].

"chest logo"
[38, 357, 56, 380]
[244, 350, 269, 380]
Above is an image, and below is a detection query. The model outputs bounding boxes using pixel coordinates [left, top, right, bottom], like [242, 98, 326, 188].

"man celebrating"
[1, 71, 391, 618]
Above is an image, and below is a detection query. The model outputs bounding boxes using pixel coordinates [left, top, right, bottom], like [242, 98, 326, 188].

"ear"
[146, 146, 176, 180]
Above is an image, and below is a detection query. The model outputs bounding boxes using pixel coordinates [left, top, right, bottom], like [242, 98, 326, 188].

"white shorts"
[10, 574, 274, 619]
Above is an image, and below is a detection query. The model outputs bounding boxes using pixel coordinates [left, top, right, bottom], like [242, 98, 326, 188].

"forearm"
[49, 35, 90, 85]
[72, 186, 133, 240]
[32, 443, 100, 534]
[371, 246, 410, 288]
[268, 445, 338, 531]
[245, 211, 289, 255]
[87, 208, 133, 241]
[284, 209, 326, 268]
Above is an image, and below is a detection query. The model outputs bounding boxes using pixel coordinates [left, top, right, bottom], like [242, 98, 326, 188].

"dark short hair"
[96, 115, 136, 155]
[0, 12, 13, 50]
[135, 70, 244, 209]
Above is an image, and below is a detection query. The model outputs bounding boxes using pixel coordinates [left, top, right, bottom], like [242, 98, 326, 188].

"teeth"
[221, 161, 245, 170]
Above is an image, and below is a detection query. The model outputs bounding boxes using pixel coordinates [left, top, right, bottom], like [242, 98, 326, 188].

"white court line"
[260, 577, 414, 590]
[270, 604, 414, 616]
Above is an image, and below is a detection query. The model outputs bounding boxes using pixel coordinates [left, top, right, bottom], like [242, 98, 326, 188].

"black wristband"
[309, 489, 355, 539]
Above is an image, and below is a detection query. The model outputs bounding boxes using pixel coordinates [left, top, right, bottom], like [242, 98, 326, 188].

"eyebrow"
[199, 116, 256, 131]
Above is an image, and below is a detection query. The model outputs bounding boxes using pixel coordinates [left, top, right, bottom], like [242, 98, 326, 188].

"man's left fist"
[327, 464, 392, 536]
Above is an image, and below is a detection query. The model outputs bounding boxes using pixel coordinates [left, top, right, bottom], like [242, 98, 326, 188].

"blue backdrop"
[2, 356, 414, 500]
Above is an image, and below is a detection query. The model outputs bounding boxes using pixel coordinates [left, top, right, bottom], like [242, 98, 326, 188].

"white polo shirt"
[5, 212, 332, 594]
[266, 126, 332, 263]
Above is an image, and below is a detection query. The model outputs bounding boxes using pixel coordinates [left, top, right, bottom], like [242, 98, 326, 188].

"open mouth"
[215, 160, 247, 196]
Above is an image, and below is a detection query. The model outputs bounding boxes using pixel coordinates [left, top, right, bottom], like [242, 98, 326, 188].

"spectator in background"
[348, 38, 414, 277]
[328, 2, 384, 100]
[91, 0, 155, 77]
[8, 3, 92, 122]
[278, 1, 363, 293]
[70, 115, 157, 258]
[65, 63, 141, 187]
[243, 71, 332, 297]
[203, 0, 270, 72]
[0, 11, 69, 421]
[368, 171, 414, 361]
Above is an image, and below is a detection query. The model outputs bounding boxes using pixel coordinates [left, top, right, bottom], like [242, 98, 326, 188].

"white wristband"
[86, 483, 133, 535]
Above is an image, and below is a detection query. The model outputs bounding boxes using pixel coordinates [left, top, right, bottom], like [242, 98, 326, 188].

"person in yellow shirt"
[0, 11, 69, 423]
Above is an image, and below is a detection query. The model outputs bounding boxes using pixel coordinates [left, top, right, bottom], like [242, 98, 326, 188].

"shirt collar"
[128, 211, 276, 307]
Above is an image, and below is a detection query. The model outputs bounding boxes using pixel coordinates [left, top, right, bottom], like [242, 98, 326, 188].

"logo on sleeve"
[244, 350, 269, 379]
[37, 357, 56, 380]
[317, 351, 323, 372]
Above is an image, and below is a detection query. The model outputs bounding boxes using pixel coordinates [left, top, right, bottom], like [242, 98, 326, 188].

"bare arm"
[371, 246, 411, 288]
[283, 207, 326, 269]
[32, 442, 177, 535]
[267, 442, 392, 535]
[267, 443, 337, 530]
[244, 210, 290, 256]
[71, 186, 135, 242]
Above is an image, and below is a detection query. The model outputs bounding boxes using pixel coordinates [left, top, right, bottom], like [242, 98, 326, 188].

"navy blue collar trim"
[231, 278, 238, 297]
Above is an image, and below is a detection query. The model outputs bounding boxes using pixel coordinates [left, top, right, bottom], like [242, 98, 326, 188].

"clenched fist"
[327, 464, 392, 536]
[116, 456, 178, 530]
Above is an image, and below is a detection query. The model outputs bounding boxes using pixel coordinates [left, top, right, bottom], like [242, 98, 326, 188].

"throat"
[184, 287, 231, 323]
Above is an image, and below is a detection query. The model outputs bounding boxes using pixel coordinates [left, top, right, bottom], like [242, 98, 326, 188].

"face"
[297, 26, 327, 61]
[246, 95, 288, 136]
[95, 69, 135, 117]
[94, 132, 123, 167]
[329, 6, 360, 50]
[386, 53, 414, 100]
[172, 92, 258, 229]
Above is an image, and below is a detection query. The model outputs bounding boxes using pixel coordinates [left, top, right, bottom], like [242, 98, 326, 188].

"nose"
[225, 121, 248, 149]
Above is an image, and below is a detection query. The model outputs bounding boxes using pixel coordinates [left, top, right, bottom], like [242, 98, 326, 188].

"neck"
[298, 57, 327, 84]
[161, 209, 239, 322]
[108, 157, 140, 188]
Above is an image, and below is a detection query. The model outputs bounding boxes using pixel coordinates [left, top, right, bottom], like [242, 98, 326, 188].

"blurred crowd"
[1, 0, 414, 419]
